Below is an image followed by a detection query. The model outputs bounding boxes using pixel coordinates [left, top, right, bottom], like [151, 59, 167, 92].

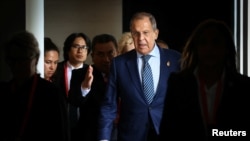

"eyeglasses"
[71, 44, 88, 51]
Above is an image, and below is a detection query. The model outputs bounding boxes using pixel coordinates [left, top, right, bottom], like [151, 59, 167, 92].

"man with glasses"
[52, 32, 91, 141]
[68, 34, 119, 141]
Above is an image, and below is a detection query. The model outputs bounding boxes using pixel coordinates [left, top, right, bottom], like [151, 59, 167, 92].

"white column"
[26, 0, 44, 77]
[248, 0, 250, 76]
[239, 0, 244, 74]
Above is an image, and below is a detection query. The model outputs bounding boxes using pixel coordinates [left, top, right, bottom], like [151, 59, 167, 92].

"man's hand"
[81, 65, 93, 89]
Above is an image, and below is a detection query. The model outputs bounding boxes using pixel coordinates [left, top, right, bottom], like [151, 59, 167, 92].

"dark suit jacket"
[52, 60, 88, 110]
[98, 47, 181, 141]
[68, 65, 107, 141]
[159, 70, 250, 140]
[53, 61, 70, 99]
[52, 61, 88, 141]
[0, 74, 69, 141]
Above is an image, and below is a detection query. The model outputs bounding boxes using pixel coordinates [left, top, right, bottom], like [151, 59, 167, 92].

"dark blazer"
[52, 60, 88, 110]
[52, 61, 70, 99]
[52, 61, 88, 141]
[98, 47, 181, 141]
[53, 61, 88, 98]
[68, 65, 107, 141]
[159, 71, 250, 140]
[0, 74, 69, 141]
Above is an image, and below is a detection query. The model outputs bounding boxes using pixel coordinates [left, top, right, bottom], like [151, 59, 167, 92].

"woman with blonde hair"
[118, 32, 135, 54]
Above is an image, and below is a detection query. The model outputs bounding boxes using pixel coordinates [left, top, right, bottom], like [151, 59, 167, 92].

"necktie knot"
[142, 55, 151, 63]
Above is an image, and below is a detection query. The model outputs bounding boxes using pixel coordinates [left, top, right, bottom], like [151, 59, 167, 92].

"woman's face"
[44, 50, 59, 80]
[196, 27, 226, 68]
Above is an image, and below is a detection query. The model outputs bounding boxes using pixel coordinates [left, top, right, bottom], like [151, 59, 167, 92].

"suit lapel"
[155, 48, 170, 97]
[125, 48, 177, 103]
[126, 51, 144, 96]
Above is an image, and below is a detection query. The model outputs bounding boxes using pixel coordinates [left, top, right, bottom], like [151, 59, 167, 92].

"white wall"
[44, 0, 123, 64]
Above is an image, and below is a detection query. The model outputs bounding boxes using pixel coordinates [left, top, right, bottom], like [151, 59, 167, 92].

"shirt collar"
[66, 61, 83, 70]
[136, 44, 159, 58]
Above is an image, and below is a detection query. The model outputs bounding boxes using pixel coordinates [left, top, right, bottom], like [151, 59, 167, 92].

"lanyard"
[199, 75, 223, 125]
[19, 74, 38, 137]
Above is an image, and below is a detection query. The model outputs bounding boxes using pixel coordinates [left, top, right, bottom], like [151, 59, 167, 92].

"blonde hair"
[118, 32, 134, 54]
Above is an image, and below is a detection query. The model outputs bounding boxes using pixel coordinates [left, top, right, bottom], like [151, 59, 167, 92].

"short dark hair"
[91, 34, 118, 52]
[63, 32, 91, 61]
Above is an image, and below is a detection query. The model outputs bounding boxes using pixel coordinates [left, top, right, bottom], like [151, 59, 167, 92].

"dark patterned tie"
[142, 55, 154, 104]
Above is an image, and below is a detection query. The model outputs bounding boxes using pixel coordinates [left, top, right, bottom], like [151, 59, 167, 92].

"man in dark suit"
[98, 12, 181, 141]
[52, 32, 91, 141]
[68, 34, 119, 141]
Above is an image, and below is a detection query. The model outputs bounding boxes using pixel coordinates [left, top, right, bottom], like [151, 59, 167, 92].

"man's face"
[91, 41, 118, 74]
[131, 16, 158, 55]
[68, 37, 88, 65]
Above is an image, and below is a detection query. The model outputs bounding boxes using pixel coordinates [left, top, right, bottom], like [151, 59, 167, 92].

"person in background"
[156, 39, 169, 49]
[68, 33, 119, 141]
[52, 32, 91, 141]
[118, 32, 135, 54]
[44, 37, 60, 82]
[98, 12, 181, 141]
[159, 19, 250, 140]
[116, 31, 135, 131]
[0, 30, 69, 141]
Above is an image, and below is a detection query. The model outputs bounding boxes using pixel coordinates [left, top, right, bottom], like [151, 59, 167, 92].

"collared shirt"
[65, 61, 84, 121]
[66, 61, 83, 92]
[137, 44, 160, 93]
